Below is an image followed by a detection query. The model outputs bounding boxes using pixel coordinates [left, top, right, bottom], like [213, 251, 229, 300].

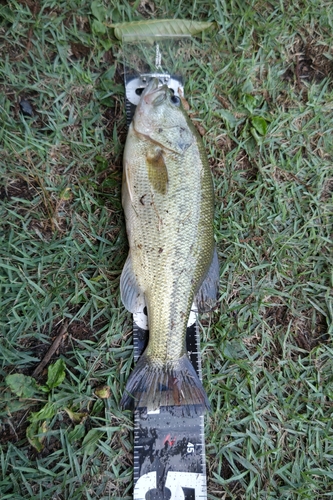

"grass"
[0, 0, 333, 498]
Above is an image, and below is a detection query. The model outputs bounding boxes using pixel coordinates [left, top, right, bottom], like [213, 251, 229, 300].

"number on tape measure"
[134, 470, 206, 499]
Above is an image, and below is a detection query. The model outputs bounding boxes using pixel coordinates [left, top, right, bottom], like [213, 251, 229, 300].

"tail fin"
[121, 353, 211, 416]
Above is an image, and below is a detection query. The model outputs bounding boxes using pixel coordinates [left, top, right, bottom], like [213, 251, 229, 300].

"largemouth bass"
[120, 78, 218, 415]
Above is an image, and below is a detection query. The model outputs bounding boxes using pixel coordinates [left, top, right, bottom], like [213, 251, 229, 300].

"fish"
[120, 78, 219, 415]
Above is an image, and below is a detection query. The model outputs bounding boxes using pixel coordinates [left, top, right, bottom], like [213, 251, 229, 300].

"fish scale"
[129, 170, 200, 359]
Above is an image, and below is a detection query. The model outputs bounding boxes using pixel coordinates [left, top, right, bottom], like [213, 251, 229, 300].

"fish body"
[120, 79, 218, 415]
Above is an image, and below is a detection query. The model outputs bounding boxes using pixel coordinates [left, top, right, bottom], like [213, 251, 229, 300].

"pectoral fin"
[195, 247, 219, 313]
[146, 148, 168, 195]
[120, 253, 145, 313]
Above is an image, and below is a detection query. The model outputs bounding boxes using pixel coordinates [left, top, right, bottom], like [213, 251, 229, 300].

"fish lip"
[142, 78, 168, 105]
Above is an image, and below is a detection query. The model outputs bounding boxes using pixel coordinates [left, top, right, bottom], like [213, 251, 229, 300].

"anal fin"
[120, 253, 145, 314]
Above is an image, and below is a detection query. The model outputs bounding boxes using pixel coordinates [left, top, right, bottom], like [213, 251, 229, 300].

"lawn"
[0, 1, 333, 499]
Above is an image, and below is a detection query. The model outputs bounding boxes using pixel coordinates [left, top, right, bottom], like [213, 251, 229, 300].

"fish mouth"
[142, 78, 168, 106]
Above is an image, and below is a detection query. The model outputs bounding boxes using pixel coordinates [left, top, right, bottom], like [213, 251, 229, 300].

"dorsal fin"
[195, 247, 219, 313]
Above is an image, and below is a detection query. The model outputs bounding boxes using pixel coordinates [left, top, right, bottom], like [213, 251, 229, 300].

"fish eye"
[170, 95, 181, 106]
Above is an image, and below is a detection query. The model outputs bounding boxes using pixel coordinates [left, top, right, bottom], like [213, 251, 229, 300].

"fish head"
[133, 78, 194, 155]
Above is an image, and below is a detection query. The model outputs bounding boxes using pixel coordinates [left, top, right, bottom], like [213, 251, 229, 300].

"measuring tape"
[123, 51, 208, 499]
[132, 305, 207, 500]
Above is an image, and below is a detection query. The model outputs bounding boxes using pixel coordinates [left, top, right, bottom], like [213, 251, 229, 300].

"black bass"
[120, 78, 218, 415]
